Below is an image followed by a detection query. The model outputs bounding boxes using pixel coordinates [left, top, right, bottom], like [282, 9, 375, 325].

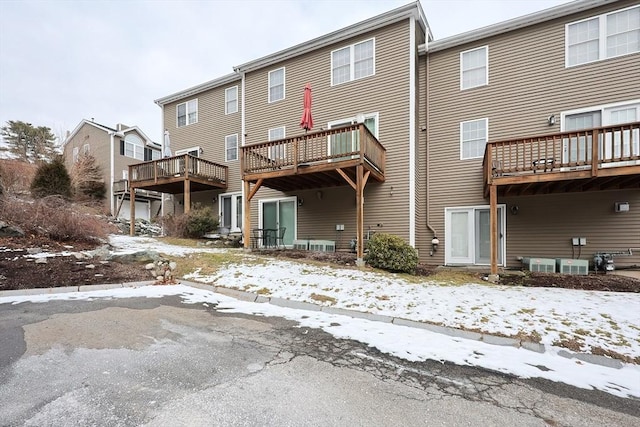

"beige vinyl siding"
[244, 19, 414, 244]
[63, 123, 112, 213]
[503, 190, 640, 268]
[163, 79, 243, 206]
[427, 0, 640, 267]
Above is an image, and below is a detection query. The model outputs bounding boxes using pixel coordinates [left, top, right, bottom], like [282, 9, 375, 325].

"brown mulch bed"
[1, 236, 639, 292]
[0, 236, 150, 291]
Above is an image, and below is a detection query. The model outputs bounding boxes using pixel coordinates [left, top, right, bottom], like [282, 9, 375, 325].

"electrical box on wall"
[615, 202, 630, 212]
[335, 224, 344, 231]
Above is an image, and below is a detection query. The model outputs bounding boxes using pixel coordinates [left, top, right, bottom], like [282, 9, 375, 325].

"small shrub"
[364, 233, 418, 274]
[160, 205, 219, 238]
[185, 206, 219, 238]
[0, 159, 37, 195]
[31, 156, 71, 199]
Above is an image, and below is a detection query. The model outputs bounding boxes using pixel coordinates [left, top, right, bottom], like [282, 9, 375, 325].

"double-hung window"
[122, 134, 144, 160]
[566, 5, 639, 67]
[177, 99, 198, 127]
[331, 39, 375, 86]
[225, 86, 238, 114]
[460, 46, 488, 90]
[460, 118, 488, 160]
[268, 68, 285, 103]
[225, 134, 238, 161]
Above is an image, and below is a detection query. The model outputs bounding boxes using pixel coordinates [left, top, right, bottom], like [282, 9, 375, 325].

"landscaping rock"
[107, 250, 160, 263]
[0, 221, 25, 238]
[35, 258, 47, 264]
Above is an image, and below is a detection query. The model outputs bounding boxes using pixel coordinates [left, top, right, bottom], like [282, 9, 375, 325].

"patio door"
[445, 206, 504, 265]
[260, 197, 296, 247]
[328, 113, 377, 161]
[219, 193, 242, 233]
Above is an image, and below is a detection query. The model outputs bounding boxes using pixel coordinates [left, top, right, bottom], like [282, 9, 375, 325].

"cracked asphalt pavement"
[0, 296, 638, 426]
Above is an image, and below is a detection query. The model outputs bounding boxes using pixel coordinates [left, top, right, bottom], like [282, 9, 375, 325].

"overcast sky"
[0, 0, 572, 144]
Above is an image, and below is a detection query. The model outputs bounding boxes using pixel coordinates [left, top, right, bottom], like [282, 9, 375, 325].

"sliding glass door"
[446, 206, 504, 266]
[259, 197, 296, 247]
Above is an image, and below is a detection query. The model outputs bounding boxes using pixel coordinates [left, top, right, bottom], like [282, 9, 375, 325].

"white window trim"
[330, 38, 376, 86]
[459, 117, 489, 160]
[327, 112, 379, 137]
[219, 192, 243, 233]
[124, 134, 144, 160]
[560, 99, 640, 126]
[444, 204, 506, 267]
[258, 196, 298, 247]
[225, 134, 239, 162]
[225, 86, 238, 115]
[565, 5, 640, 68]
[176, 98, 198, 127]
[175, 146, 201, 157]
[268, 67, 285, 103]
[72, 146, 79, 163]
[460, 45, 488, 90]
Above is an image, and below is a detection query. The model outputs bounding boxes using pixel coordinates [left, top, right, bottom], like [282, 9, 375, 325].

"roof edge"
[428, 0, 613, 53]
[154, 72, 241, 106]
[234, 1, 427, 73]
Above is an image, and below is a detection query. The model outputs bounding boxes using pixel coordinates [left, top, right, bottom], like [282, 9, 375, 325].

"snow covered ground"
[1, 235, 639, 399]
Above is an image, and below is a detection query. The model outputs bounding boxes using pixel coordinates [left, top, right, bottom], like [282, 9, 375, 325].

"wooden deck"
[112, 180, 162, 199]
[484, 122, 640, 197]
[241, 123, 386, 191]
[128, 154, 228, 194]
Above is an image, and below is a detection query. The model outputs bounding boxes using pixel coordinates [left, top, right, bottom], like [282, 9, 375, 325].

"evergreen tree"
[30, 156, 72, 198]
[0, 120, 58, 163]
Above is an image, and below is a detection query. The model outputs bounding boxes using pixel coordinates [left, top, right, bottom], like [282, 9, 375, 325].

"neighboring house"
[61, 119, 162, 220]
[132, 0, 638, 273]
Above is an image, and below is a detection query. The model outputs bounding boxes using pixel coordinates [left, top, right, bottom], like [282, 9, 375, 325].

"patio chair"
[251, 228, 263, 249]
[276, 227, 286, 248]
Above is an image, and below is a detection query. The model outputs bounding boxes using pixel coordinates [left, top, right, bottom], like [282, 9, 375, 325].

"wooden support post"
[184, 179, 191, 213]
[129, 188, 136, 236]
[489, 184, 498, 275]
[356, 165, 364, 266]
[243, 180, 251, 250]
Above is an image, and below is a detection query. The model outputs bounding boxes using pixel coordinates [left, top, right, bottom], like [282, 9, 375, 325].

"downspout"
[408, 16, 416, 248]
[160, 103, 165, 219]
[109, 132, 115, 215]
[423, 41, 439, 255]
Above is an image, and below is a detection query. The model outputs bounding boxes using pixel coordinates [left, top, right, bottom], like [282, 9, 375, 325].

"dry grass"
[0, 195, 114, 243]
[310, 293, 337, 305]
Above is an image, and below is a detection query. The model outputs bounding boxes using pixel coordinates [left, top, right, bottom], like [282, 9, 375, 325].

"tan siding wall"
[244, 19, 415, 243]
[427, 0, 640, 267]
[63, 123, 111, 213]
[162, 79, 243, 218]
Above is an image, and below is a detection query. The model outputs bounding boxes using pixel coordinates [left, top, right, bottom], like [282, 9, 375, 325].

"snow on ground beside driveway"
[114, 235, 639, 361]
[186, 258, 640, 362]
[1, 285, 639, 399]
[108, 235, 230, 256]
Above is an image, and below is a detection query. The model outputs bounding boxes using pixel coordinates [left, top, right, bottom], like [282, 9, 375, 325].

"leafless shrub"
[0, 195, 115, 243]
[159, 213, 189, 238]
[0, 159, 37, 195]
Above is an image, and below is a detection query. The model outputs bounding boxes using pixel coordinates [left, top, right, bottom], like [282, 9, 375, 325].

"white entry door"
[445, 206, 505, 265]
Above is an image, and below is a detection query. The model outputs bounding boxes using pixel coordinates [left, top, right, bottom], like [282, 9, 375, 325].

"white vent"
[293, 240, 309, 250]
[308, 240, 335, 252]
[523, 257, 556, 273]
[556, 259, 589, 275]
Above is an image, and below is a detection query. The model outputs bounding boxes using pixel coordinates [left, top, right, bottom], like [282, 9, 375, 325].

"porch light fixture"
[316, 190, 323, 200]
[510, 205, 519, 215]
[298, 198, 304, 207]
[547, 114, 556, 126]
[212, 195, 218, 203]
[431, 237, 439, 253]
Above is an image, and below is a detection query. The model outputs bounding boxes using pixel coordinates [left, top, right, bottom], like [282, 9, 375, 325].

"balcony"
[128, 154, 228, 194]
[241, 123, 386, 191]
[484, 122, 640, 197]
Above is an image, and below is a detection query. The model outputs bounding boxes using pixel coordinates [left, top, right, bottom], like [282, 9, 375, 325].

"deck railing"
[241, 123, 386, 176]
[484, 122, 640, 183]
[129, 154, 228, 185]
